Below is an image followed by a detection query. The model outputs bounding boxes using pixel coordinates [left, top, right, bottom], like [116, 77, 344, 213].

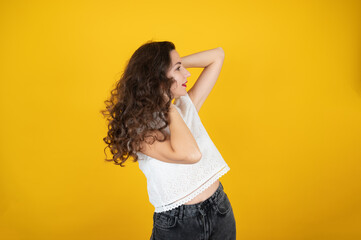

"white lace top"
[136, 92, 230, 213]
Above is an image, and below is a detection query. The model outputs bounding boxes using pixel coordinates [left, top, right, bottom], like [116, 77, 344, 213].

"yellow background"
[1, 0, 361, 239]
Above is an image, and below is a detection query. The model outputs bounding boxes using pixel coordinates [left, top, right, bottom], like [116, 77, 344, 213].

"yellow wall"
[1, 0, 360, 239]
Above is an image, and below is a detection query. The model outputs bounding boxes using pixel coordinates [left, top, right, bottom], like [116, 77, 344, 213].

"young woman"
[101, 41, 236, 240]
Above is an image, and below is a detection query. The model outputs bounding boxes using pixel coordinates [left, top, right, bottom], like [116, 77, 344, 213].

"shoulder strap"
[180, 92, 197, 112]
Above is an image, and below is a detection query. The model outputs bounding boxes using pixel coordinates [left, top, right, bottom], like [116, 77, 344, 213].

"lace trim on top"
[154, 164, 230, 213]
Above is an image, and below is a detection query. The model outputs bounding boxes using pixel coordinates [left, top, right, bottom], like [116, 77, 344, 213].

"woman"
[101, 41, 236, 240]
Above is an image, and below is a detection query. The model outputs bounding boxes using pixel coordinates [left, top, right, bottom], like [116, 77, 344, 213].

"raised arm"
[181, 47, 225, 112]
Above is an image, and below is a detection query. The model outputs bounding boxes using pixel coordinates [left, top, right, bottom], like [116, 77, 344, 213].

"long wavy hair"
[100, 40, 177, 167]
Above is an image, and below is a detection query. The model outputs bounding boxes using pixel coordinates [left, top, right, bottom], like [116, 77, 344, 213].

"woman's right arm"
[168, 104, 202, 162]
[139, 104, 202, 164]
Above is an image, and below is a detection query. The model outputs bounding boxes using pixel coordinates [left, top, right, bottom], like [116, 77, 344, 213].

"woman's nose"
[184, 69, 191, 78]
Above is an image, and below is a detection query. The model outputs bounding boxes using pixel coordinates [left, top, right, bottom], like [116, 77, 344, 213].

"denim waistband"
[156, 181, 225, 219]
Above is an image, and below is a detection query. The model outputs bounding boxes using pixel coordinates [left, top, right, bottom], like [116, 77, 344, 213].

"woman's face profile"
[166, 50, 191, 100]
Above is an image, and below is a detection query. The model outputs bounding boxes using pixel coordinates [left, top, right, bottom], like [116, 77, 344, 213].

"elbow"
[195, 151, 202, 163]
[217, 47, 225, 58]
[180, 150, 202, 164]
[188, 150, 202, 164]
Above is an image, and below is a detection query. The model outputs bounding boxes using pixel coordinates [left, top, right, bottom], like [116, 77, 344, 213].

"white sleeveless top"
[136, 92, 230, 213]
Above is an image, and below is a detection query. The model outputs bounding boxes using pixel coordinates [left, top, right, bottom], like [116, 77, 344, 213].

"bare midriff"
[183, 179, 220, 205]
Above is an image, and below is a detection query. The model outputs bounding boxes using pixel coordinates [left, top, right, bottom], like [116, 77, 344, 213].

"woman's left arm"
[181, 47, 225, 112]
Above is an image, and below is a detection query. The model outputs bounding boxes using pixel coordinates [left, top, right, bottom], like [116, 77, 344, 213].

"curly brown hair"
[100, 40, 177, 167]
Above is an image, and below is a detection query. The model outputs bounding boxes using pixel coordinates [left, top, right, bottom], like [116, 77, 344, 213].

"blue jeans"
[150, 182, 236, 240]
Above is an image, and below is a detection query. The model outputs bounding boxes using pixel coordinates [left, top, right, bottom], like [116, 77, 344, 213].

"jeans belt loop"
[179, 205, 184, 220]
